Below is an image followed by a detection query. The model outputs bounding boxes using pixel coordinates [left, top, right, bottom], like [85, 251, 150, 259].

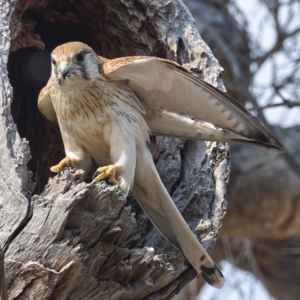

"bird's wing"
[145, 109, 259, 143]
[101, 56, 283, 150]
[132, 147, 224, 288]
[38, 78, 58, 123]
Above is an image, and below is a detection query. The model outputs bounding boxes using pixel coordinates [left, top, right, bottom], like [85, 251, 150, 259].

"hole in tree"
[8, 0, 156, 194]
[7, 3, 107, 194]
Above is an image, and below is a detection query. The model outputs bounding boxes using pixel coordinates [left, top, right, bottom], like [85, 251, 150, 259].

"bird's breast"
[51, 85, 108, 143]
[51, 79, 150, 155]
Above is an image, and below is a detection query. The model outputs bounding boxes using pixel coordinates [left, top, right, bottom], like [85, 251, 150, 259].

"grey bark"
[0, 248, 8, 300]
[0, 0, 228, 299]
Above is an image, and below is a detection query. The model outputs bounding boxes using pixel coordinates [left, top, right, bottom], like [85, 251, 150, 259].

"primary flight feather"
[38, 42, 283, 288]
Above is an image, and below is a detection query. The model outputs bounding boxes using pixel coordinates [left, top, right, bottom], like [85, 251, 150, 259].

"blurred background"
[175, 0, 300, 299]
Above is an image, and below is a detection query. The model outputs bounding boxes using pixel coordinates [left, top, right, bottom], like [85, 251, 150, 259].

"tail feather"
[132, 148, 224, 288]
[132, 186, 179, 247]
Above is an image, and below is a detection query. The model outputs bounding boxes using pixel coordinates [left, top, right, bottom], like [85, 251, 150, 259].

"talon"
[50, 157, 79, 173]
[92, 165, 120, 185]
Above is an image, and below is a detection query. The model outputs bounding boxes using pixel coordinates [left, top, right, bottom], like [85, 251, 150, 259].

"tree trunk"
[0, 1, 228, 299]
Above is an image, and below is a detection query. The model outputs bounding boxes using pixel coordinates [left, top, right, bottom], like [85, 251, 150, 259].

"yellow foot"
[92, 165, 120, 185]
[50, 157, 79, 173]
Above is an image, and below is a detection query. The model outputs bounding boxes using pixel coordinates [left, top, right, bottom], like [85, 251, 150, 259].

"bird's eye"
[51, 57, 56, 66]
[76, 52, 85, 62]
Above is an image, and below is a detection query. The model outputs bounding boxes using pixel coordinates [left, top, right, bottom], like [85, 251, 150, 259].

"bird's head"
[50, 42, 100, 92]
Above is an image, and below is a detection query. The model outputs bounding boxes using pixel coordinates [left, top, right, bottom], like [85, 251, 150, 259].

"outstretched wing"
[38, 78, 58, 123]
[101, 56, 283, 150]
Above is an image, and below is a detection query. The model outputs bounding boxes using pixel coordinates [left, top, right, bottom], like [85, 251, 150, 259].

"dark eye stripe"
[51, 57, 57, 66]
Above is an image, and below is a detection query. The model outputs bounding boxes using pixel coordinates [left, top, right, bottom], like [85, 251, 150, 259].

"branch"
[260, 100, 300, 109]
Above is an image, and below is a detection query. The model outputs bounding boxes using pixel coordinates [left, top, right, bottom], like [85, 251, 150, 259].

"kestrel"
[38, 42, 283, 288]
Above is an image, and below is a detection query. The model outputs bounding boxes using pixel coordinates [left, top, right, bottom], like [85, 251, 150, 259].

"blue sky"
[233, 0, 300, 128]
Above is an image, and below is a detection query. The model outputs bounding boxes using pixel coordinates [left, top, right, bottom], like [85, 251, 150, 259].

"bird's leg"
[50, 157, 80, 173]
[92, 165, 121, 185]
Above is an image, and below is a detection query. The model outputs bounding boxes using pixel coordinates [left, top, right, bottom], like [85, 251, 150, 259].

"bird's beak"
[59, 61, 71, 78]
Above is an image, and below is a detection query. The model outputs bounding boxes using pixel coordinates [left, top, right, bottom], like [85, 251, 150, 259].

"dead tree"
[0, 1, 229, 299]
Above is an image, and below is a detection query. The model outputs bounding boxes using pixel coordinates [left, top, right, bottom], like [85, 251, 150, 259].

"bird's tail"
[132, 147, 224, 288]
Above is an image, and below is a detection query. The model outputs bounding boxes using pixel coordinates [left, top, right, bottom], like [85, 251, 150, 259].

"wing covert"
[38, 79, 58, 123]
[102, 57, 283, 150]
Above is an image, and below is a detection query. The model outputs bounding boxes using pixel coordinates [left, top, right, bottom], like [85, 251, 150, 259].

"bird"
[38, 41, 283, 288]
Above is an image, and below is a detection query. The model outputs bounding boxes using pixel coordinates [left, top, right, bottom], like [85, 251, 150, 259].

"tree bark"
[1, 1, 228, 299]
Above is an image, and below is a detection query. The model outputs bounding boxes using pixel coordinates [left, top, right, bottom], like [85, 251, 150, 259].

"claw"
[92, 165, 120, 185]
[50, 157, 79, 173]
